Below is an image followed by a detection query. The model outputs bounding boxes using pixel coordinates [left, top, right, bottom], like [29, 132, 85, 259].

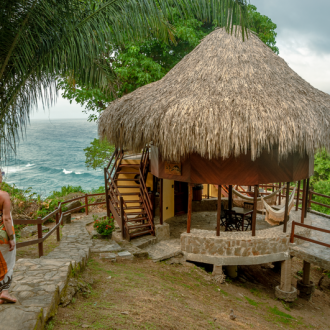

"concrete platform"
[290, 213, 330, 269]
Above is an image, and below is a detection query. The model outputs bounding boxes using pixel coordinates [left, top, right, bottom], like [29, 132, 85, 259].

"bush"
[310, 180, 330, 215]
[93, 215, 115, 236]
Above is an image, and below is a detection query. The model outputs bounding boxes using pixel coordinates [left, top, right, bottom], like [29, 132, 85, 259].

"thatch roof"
[98, 27, 330, 161]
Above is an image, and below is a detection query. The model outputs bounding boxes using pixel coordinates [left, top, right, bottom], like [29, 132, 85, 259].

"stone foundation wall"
[181, 210, 311, 266]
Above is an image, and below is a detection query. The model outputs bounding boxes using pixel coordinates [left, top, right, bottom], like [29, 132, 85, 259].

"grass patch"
[245, 296, 259, 307]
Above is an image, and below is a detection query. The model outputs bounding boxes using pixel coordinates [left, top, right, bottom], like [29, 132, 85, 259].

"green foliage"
[268, 306, 294, 324]
[36, 185, 85, 219]
[1, 0, 249, 158]
[247, 4, 279, 54]
[84, 138, 115, 170]
[313, 149, 330, 183]
[93, 215, 115, 236]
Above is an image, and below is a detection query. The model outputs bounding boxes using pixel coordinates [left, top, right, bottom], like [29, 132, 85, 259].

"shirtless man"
[0, 171, 17, 304]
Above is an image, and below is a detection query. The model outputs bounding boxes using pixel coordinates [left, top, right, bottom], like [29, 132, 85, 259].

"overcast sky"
[31, 0, 330, 120]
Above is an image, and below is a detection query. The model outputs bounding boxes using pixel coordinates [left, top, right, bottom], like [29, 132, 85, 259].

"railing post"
[104, 168, 111, 218]
[296, 180, 301, 211]
[290, 221, 296, 243]
[37, 217, 43, 257]
[283, 182, 290, 233]
[305, 178, 310, 218]
[301, 179, 307, 223]
[85, 193, 88, 215]
[56, 210, 60, 242]
[120, 196, 125, 239]
[252, 185, 258, 236]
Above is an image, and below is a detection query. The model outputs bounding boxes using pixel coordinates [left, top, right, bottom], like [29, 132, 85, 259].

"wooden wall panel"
[150, 147, 313, 185]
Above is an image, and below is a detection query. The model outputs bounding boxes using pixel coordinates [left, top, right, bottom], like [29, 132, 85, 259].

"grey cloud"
[250, 0, 330, 54]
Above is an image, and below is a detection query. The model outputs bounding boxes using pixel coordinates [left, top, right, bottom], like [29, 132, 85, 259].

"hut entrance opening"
[174, 181, 188, 215]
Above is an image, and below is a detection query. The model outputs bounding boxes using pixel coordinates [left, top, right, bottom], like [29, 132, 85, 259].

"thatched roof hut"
[98, 27, 330, 162]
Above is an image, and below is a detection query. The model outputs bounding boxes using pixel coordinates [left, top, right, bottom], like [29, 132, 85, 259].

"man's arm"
[1, 192, 15, 251]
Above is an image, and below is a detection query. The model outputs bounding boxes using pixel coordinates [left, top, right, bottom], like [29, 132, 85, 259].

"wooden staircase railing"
[104, 146, 154, 240]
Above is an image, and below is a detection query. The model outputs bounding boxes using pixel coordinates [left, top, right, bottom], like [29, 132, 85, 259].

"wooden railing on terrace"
[13, 192, 106, 258]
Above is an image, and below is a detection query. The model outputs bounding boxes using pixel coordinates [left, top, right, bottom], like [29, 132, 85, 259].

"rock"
[63, 213, 71, 224]
[166, 256, 186, 265]
[121, 311, 129, 315]
[61, 278, 78, 307]
[229, 309, 236, 321]
[65, 200, 82, 212]
[20, 225, 49, 238]
[82, 325, 90, 328]
[99, 253, 117, 261]
[117, 251, 133, 259]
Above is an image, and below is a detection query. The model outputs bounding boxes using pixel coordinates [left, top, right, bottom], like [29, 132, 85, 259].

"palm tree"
[0, 0, 248, 158]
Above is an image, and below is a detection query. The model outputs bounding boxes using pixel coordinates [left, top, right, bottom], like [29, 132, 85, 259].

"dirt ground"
[45, 253, 330, 330]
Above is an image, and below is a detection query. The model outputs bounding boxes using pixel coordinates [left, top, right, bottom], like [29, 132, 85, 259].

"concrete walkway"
[290, 213, 330, 269]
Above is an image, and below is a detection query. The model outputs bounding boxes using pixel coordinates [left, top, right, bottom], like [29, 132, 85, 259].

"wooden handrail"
[14, 192, 107, 257]
[290, 221, 330, 248]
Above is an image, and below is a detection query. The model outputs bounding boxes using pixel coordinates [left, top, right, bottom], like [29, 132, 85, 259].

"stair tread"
[117, 185, 140, 188]
[126, 217, 147, 221]
[124, 206, 144, 210]
[128, 224, 152, 230]
[120, 193, 140, 196]
[129, 229, 154, 238]
[124, 200, 142, 203]
[117, 172, 140, 174]
[119, 164, 140, 167]
[115, 178, 139, 181]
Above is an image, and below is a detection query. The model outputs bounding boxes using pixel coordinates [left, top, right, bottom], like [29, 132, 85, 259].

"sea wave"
[63, 169, 73, 174]
[26, 163, 35, 167]
[75, 172, 83, 175]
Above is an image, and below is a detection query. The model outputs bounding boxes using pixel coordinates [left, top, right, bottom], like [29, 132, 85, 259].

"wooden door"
[174, 181, 188, 215]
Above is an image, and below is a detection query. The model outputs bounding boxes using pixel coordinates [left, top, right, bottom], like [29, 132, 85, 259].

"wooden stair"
[104, 147, 154, 240]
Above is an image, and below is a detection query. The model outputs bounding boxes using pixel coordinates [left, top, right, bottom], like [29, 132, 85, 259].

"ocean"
[2, 119, 104, 197]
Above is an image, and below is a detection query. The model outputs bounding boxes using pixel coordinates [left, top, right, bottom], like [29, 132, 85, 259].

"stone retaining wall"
[182, 210, 311, 266]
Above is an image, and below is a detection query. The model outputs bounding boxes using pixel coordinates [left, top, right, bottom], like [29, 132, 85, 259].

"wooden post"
[187, 183, 193, 233]
[303, 261, 311, 285]
[85, 193, 88, 215]
[56, 210, 60, 242]
[160, 179, 163, 225]
[252, 185, 258, 236]
[296, 180, 301, 211]
[216, 186, 222, 236]
[104, 168, 110, 218]
[120, 196, 125, 239]
[228, 185, 233, 210]
[305, 178, 310, 218]
[290, 221, 296, 243]
[207, 184, 210, 199]
[278, 182, 282, 205]
[37, 218, 43, 258]
[283, 182, 290, 233]
[301, 179, 307, 223]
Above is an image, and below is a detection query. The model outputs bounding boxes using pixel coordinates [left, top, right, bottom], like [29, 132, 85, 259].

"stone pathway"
[0, 213, 136, 330]
[290, 213, 330, 269]
[144, 239, 182, 261]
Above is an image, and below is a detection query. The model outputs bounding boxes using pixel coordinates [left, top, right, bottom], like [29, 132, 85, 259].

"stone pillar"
[212, 265, 225, 284]
[275, 259, 297, 301]
[297, 261, 315, 300]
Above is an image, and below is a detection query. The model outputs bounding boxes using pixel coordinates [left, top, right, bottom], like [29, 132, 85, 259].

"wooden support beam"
[187, 183, 193, 233]
[160, 179, 163, 225]
[278, 182, 282, 205]
[120, 196, 125, 239]
[207, 184, 210, 199]
[216, 186, 222, 236]
[229, 185, 233, 210]
[301, 179, 307, 224]
[252, 185, 258, 236]
[283, 182, 290, 233]
[296, 180, 301, 211]
[305, 178, 310, 218]
[37, 219, 43, 258]
[104, 168, 111, 218]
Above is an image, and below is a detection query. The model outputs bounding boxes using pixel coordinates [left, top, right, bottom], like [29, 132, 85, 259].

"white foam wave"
[75, 172, 83, 175]
[6, 166, 25, 174]
[63, 169, 72, 174]
[26, 163, 35, 167]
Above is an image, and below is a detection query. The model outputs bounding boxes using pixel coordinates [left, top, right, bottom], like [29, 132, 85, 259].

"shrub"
[93, 215, 115, 236]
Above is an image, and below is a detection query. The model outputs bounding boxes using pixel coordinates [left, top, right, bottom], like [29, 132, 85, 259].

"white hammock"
[261, 186, 296, 226]
[232, 186, 284, 211]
